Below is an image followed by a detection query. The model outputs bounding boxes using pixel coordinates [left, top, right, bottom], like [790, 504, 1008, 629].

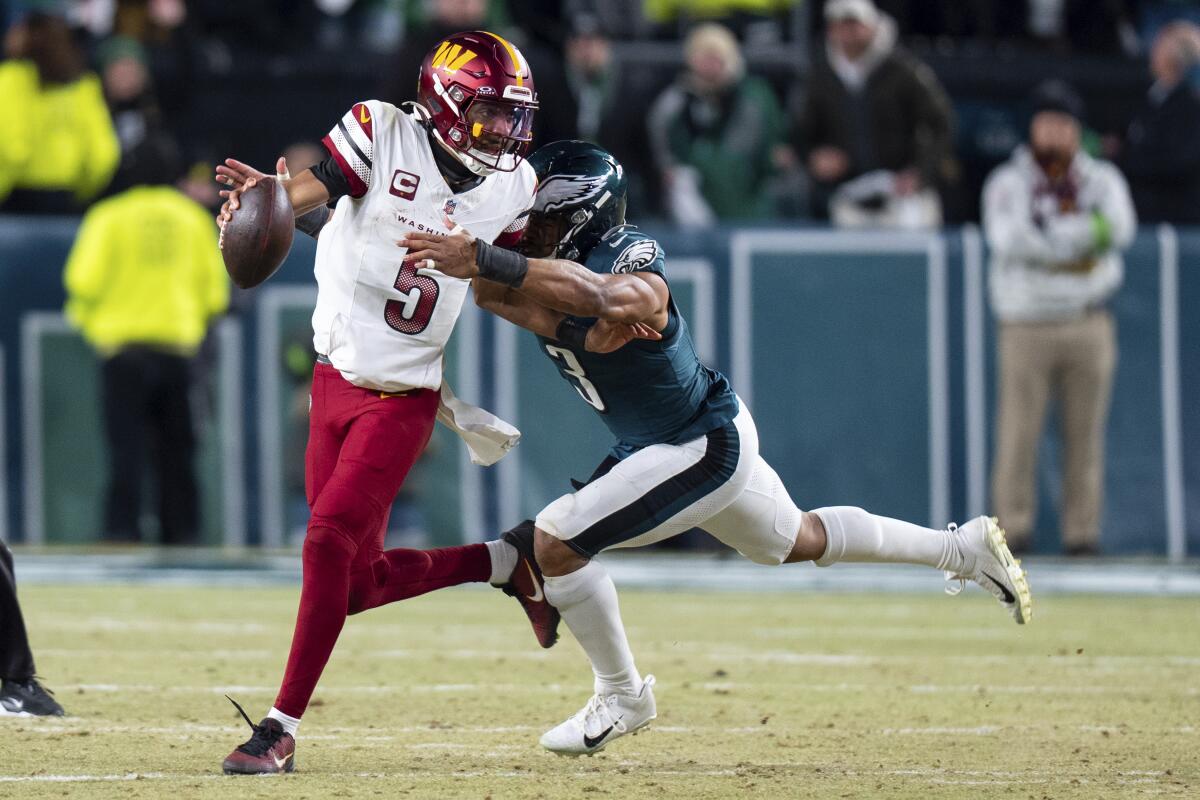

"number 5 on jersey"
[545, 344, 606, 412]
[385, 262, 440, 335]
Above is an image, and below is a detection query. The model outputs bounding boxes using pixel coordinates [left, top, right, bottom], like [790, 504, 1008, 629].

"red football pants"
[274, 362, 490, 718]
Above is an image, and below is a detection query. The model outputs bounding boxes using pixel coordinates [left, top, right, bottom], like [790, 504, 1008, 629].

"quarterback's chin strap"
[406, 102, 489, 190]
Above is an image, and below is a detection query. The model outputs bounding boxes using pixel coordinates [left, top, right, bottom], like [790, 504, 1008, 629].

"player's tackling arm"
[473, 277, 662, 353]
[472, 278, 562, 339]
[514, 259, 667, 326]
[401, 232, 669, 327]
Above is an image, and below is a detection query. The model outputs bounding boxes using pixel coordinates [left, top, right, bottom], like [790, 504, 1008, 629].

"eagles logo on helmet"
[532, 174, 612, 214]
[416, 30, 538, 176]
[522, 141, 630, 262]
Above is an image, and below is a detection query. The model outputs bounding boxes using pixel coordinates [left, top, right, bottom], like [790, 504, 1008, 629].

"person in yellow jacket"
[0, 12, 120, 211]
[64, 136, 229, 544]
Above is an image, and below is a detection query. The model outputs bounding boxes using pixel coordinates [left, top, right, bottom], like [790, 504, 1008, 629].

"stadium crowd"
[2, 0, 1199, 225]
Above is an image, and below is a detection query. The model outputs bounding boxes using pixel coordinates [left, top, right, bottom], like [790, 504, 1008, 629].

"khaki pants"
[990, 311, 1116, 549]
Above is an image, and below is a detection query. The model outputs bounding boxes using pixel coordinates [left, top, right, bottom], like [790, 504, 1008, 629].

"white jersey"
[313, 100, 536, 392]
[983, 146, 1136, 323]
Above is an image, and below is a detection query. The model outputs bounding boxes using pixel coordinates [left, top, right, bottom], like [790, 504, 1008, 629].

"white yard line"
[45, 677, 1197, 697]
[10, 719, 1194, 740]
[0, 773, 172, 784]
[29, 634, 1200, 670]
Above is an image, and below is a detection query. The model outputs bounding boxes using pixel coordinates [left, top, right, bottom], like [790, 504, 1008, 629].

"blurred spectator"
[0, 539, 64, 716]
[63, 135, 229, 545]
[98, 35, 161, 155]
[648, 23, 785, 225]
[1115, 20, 1200, 224]
[645, 0, 798, 43]
[984, 81, 1135, 556]
[555, 15, 662, 215]
[0, 12, 120, 213]
[794, 0, 954, 225]
[112, 0, 188, 43]
[564, 17, 614, 144]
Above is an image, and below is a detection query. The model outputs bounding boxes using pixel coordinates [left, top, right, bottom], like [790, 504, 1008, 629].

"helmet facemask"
[517, 211, 572, 258]
[432, 79, 535, 176]
[520, 195, 627, 261]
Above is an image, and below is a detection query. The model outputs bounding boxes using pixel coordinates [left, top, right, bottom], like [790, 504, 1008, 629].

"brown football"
[220, 177, 294, 289]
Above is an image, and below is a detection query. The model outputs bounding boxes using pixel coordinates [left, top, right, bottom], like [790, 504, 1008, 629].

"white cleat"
[945, 516, 1033, 624]
[539, 675, 657, 756]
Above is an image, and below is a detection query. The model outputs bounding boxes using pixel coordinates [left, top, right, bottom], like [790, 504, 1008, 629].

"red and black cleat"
[221, 696, 296, 775]
[496, 520, 560, 649]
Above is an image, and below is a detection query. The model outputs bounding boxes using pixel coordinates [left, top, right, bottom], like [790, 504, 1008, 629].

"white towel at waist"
[436, 382, 521, 466]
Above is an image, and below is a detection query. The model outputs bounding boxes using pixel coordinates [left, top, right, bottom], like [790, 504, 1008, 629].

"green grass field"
[1, 584, 1197, 799]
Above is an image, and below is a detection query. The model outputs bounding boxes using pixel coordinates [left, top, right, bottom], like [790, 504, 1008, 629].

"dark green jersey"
[535, 226, 739, 458]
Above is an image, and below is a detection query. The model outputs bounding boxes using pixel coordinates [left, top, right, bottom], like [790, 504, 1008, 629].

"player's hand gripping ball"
[219, 177, 294, 289]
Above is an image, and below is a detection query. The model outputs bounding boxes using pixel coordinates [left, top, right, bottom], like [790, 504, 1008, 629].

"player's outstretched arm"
[401, 231, 669, 328]
[216, 157, 330, 227]
[473, 278, 661, 353]
[513, 259, 667, 328]
[472, 278, 562, 338]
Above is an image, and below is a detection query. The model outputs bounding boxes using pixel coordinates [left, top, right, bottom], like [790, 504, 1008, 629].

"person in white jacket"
[983, 80, 1136, 556]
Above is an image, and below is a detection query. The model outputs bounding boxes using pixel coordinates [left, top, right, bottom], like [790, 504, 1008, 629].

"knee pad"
[302, 524, 359, 572]
[309, 481, 386, 544]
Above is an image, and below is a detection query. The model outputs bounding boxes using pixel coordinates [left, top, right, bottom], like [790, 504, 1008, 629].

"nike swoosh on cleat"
[982, 571, 1016, 604]
[273, 753, 292, 770]
[522, 561, 544, 603]
[582, 726, 614, 749]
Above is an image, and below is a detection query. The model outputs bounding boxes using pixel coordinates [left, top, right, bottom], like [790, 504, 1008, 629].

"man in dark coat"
[795, 0, 955, 219]
[1118, 21, 1200, 224]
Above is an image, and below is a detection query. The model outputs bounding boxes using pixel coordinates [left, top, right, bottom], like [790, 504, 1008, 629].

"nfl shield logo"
[443, 198, 458, 216]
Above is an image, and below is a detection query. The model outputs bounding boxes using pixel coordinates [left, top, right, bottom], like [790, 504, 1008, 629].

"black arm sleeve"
[309, 157, 353, 201]
[295, 205, 333, 239]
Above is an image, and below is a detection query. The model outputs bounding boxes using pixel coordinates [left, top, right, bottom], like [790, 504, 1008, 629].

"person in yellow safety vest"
[63, 135, 230, 545]
[644, 0, 797, 26]
[0, 12, 120, 212]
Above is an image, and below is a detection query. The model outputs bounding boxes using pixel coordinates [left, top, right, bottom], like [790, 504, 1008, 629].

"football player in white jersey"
[213, 31, 570, 775]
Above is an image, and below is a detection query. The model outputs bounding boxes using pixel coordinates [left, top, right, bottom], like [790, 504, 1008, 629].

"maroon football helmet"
[416, 30, 537, 175]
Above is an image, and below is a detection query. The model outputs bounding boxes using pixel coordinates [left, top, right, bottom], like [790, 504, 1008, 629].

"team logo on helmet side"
[611, 239, 660, 274]
[430, 41, 478, 73]
[533, 174, 610, 213]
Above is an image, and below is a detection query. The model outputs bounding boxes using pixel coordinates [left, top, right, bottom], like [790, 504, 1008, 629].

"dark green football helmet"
[521, 140, 628, 261]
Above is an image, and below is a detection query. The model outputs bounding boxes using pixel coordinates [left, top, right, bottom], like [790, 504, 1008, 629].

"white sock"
[485, 539, 519, 584]
[266, 706, 301, 737]
[543, 561, 643, 697]
[813, 506, 962, 572]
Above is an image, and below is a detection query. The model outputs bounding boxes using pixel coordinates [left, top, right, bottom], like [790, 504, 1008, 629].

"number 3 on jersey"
[545, 345, 606, 412]
[385, 262, 439, 335]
